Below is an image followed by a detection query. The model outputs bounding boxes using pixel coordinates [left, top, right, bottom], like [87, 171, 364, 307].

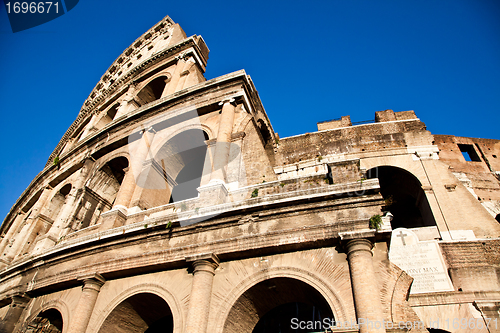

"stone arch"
[72, 156, 129, 230]
[366, 165, 437, 229]
[135, 75, 170, 106]
[93, 102, 121, 131]
[152, 128, 209, 203]
[496, 213, 500, 223]
[215, 267, 350, 333]
[92, 283, 182, 333]
[22, 300, 70, 333]
[45, 183, 72, 223]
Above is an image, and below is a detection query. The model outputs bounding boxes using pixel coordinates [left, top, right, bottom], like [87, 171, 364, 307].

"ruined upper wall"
[276, 110, 430, 165]
[434, 135, 500, 203]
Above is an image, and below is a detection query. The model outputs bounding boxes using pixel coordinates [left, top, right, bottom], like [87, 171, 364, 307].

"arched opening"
[20, 184, 73, 255]
[223, 277, 334, 333]
[72, 157, 129, 230]
[98, 293, 173, 333]
[154, 129, 209, 203]
[23, 308, 63, 332]
[136, 76, 168, 106]
[94, 103, 120, 131]
[428, 329, 452, 333]
[45, 184, 72, 223]
[495, 214, 500, 223]
[367, 166, 436, 229]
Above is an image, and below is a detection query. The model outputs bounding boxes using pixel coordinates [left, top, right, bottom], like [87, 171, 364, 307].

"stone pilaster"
[112, 167, 135, 211]
[0, 293, 31, 333]
[4, 185, 53, 262]
[67, 274, 105, 333]
[129, 127, 157, 211]
[345, 238, 386, 333]
[114, 84, 137, 119]
[210, 98, 236, 183]
[35, 158, 94, 251]
[185, 253, 219, 333]
[164, 56, 187, 96]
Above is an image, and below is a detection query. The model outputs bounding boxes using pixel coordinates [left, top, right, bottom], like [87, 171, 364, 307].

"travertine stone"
[346, 238, 386, 333]
[67, 274, 105, 333]
[185, 254, 219, 333]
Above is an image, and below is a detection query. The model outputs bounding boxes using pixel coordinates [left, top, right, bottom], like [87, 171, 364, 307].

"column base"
[197, 181, 229, 206]
[99, 208, 127, 231]
[33, 234, 58, 254]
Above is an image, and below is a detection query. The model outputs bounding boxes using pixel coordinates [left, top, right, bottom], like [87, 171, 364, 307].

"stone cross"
[397, 230, 408, 246]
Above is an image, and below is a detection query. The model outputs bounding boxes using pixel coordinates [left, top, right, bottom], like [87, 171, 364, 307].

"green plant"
[144, 224, 148, 228]
[195, 207, 200, 214]
[53, 156, 60, 167]
[357, 177, 367, 185]
[280, 183, 285, 187]
[275, 138, 279, 145]
[369, 215, 382, 230]
[251, 189, 259, 198]
[318, 156, 323, 162]
[165, 221, 172, 229]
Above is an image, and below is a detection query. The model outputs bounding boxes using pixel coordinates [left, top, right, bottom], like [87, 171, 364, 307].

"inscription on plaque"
[389, 228, 454, 294]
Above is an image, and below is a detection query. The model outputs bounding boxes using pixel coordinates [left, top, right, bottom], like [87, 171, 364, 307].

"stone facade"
[0, 16, 499, 333]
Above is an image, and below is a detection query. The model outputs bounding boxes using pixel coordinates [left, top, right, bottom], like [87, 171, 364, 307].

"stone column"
[36, 158, 94, 250]
[67, 274, 105, 333]
[112, 167, 135, 210]
[160, 77, 172, 99]
[3, 186, 53, 262]
[164, 56, 187, 96]
[115, 85, 137, 119]
[345, 239, 386, 333]
[210, 98, 236, 183]
[128, 127, 157, 210]
[79, 113, 99, 141]
[185, 254, 219, 333]
[0, 212, 25, 259]
[0, 293, 31, 333]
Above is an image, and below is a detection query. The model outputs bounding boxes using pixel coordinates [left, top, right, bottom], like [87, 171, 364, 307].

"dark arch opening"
[495, 214, 500, 223]
[428, 329, 452, 333]
[24, 308, 63, 332]
[154, 129, 209, 203]
[76, 157, 129, 229]
[136, 76, 168, 106]
[98, 293, 173, 333]
[367, 166, 436, 229]
[107, 103, 119, 121]
[223, 277, 334, 333]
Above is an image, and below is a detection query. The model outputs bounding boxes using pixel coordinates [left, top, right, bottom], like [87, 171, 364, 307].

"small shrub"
[251, 189, 259, 198]
[280, 183, 285, 187]
[369, 215, 382, 230]
[165, 221, 172, 229]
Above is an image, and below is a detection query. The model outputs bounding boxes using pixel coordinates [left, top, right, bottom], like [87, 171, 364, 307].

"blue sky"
[1, 0, 499, 223]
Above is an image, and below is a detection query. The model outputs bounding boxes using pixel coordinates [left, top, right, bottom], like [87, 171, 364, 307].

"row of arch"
[64, 74, 172, 154]
[5, 160, 440, 262]
[24, 276, 335, 333]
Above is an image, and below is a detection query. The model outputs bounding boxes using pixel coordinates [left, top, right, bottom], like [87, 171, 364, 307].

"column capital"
[78, 273, 105, 291]
[10, 293, 31, 308]
[186, 253, 220, 274]
[140, 126, 156, 135]
[344, 238, 374, 257]
[218, 98, 235, 106]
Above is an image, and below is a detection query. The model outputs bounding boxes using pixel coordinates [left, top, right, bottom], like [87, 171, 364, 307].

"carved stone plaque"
[389, 228, 454, 294]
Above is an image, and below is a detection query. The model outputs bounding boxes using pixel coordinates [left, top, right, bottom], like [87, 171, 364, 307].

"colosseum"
[0, 16, 499, 333]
